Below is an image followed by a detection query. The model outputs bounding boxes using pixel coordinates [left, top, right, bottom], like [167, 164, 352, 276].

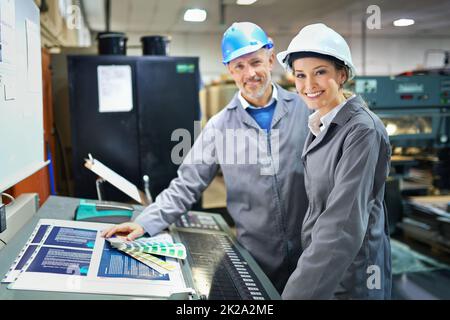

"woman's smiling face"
[292, 57, 347, 114]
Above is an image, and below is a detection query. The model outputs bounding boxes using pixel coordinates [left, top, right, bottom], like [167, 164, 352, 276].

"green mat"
[391, 239, 450, 275]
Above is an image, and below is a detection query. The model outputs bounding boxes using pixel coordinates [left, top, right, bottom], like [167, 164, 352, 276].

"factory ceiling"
[82, 0, 450, 37]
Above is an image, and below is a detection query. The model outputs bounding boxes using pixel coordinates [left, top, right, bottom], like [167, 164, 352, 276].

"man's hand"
[101, 222, 145, 241]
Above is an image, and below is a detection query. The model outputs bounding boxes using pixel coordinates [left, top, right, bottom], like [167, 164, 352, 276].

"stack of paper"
[107, 237, 187, 275]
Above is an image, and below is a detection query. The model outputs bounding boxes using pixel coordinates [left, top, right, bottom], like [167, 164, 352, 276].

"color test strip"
[121, 249, 176, 271]
[115, 241, 187, 259]
[118, 249, 170, 274]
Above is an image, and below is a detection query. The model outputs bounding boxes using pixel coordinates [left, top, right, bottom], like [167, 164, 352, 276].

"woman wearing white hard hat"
[277, 23, 392, 299]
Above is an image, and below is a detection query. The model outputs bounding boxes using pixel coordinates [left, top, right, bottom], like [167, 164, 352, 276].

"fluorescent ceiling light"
[237, 0, 258, 5]
[393, 18, 415, 27]
[184, 9, 207, 22]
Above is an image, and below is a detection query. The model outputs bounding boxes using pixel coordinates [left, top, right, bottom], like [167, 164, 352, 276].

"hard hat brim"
[223, 43, 272, 64]
[276, 50, 290, 69]
[276, 49, 356, 80]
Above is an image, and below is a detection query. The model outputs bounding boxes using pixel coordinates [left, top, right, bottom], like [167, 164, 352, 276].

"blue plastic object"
[222, 22, 273, 64]
[47, 143, 56, 195]
[74, 200, 132, 224]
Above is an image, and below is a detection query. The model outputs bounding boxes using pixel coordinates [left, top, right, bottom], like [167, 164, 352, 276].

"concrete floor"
[391, 236, 450, 299]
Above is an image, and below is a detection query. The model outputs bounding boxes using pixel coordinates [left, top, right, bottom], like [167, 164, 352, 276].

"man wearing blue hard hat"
[103, 22, 310, 294]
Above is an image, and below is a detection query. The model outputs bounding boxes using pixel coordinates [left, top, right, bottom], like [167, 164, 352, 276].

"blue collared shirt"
[238, 84, 278, 131]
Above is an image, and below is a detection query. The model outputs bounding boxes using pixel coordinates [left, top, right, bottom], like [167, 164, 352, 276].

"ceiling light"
[237, 0, 258, 5]
[393, 18, 415, 27]
[184, 9, 207, 22]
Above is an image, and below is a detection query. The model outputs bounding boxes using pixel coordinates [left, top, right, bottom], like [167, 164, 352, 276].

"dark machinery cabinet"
[137, 57, 200, 197]
[68, 56, 141, 201]
[67, 56, 200, 202]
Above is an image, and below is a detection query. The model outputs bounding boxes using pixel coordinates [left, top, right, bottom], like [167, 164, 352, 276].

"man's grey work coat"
[282, 96, 392, 300]
[135, 84, 310, 293]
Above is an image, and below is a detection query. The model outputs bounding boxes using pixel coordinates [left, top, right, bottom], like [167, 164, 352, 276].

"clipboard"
[84, 154, 149, 205]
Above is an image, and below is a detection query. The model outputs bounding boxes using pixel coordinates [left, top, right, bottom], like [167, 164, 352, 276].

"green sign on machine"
[176, 64, 195, 74]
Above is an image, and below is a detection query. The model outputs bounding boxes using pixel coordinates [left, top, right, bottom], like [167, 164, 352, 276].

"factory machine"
[353, 75, 450, 253]
[67, 55, 201, 203]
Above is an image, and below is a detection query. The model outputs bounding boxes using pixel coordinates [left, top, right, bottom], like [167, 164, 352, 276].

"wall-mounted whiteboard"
[0, 0, 46, 193]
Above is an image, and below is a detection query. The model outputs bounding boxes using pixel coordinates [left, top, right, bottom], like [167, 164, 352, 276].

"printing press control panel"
[171, 211, 280, 300]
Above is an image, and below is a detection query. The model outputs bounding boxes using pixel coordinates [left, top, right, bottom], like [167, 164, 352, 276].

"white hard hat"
[277, 23, 356, 79]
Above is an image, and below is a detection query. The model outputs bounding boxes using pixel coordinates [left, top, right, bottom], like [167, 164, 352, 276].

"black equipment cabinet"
[137, 57, 200, 197]
[67, 55, 200, 202]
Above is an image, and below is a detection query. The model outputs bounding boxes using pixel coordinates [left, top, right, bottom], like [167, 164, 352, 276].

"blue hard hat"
[222, 22, 273, 64]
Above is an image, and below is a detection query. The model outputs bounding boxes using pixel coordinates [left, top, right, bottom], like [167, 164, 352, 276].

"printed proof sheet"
[2, 219, 188, 298]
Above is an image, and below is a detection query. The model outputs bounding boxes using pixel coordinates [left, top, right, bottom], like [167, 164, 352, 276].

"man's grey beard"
[241, 76, 272, 101]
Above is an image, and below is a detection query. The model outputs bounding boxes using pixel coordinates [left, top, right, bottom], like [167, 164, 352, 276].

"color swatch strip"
[110, 239, 187, 259]
[118, 249, 174, 274]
